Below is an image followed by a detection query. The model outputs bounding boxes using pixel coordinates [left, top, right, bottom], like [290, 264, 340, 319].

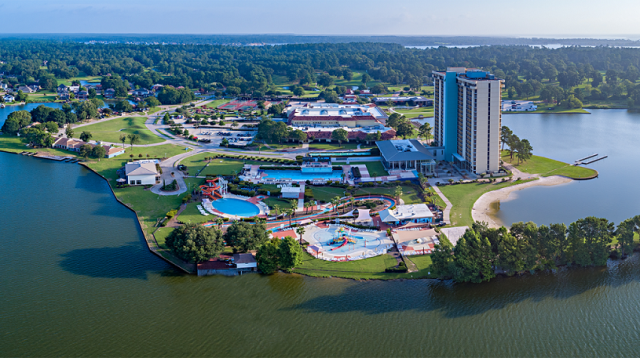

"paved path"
[432, 186, 452, 224]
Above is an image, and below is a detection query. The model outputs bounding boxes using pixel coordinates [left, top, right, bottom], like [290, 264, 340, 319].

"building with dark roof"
[376, 139, 437, 175]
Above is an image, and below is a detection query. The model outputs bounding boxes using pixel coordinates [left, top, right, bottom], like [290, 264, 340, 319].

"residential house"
[104, 145, 125, 158]
[77, 91, 88, 100]
[17, 86, 34, 93]
[233, 254, 257, 271]
[3, 94, 15, 102]
[125, 161, 159, 185]
[132, 88, 151, 97]
[104, 88, 116, 99]
[68, 85, 80, 93]
[0, 83, 7, 90]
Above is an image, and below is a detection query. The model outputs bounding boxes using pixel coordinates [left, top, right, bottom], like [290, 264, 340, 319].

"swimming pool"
[211, 198, 260, 217]
[262, 170, 344, 181]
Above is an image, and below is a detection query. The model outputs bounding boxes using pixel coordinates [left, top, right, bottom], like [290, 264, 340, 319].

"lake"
[4, 143, 640, 356]
[0, 102, 63, 126]
[497, 109, 640, 227]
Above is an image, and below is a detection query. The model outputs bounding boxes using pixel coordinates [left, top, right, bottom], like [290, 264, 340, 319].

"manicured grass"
[57, 75, 102, 86]
[501, 151, 597, 179]
[259, 141, 303, 151]
[333, 71, 382, 88]
[439, 179, 534, 227]
[309, 186, 347, 203]
[113, 185, 187, 230]
[308, 142, 361, 150]
[263, 197, 296, 211]
[355, 184, 423, 204]
[335, 161, 388, 177]
[392, 107, 435, 118]
[177, 202, 214, 225]
[204, 99, 229, 108]
[74, 117, 164, 145]
[153, 227, 175, 250]
[180, 155, 269, 176]
[295, 252, 434, 280]
[425, 186, 446, 208]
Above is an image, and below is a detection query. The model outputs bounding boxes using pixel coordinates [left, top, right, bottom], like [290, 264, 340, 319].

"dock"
[575, 153, 607, 166]
[583, 156, 608, 165]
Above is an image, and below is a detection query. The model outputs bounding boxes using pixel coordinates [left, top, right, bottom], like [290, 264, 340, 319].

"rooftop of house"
[233, 253, 257, 264]
[376, 139, 436, 162]
[125, 161, 158, 176]
[379, 204, 434, 222]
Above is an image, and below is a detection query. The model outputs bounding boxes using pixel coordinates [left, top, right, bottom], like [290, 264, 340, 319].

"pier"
[575, 153, 607, 165]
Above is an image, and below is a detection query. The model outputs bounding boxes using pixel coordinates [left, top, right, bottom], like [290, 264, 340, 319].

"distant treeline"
[4, 33, 640, 47]
[431, 216, 640, 283]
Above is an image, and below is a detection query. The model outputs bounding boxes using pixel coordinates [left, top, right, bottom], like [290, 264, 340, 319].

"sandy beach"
[472, 175, 573, 228]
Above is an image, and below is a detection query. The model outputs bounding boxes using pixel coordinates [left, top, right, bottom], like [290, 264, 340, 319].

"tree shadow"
[59, 243, 159, 280]
[285, 254, 640, 318]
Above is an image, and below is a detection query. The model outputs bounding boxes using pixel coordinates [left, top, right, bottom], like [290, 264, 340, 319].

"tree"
[1, 117, 20, 134]
[278, 236, 303, 273]
[451, 229, 496, 283]
[295, 226, 306, 246]
[396, 119, 414, 139]
[289, 129, 307, 143]
[88, 88, 97, 99]
[430, 233, 454, 278]
[568, 217, 614, 266]
[256, 238, 280, 275]
[394, 186, 403, 202]
[115, 100, 133, 113]
[79, 131, 92, 142]
[65, 124, 74, 138]
[223, 221, 269, 253]
[317, 73, 334, 87]
[615, 216, 640, 258]
[500, 126, 512, 151]
[292, 86, 305, 97]
[127, 133, 140, 151]
[145, 96, 161, 108]
[91, 145, 106, 160]
[8, 110, 32, 129]
[221, 137, 229, 147]
[272, 204, 281, 217]
[419, 122, 432, 141]
[166, 224, 224, 263]
[119, 133, 127, 149]
[515, 139, 533, 164]
[506, 133, 520, 160]
[44, 121, 58, 134]
[79, 144, 93, 160]
[331, 128, 348, 147]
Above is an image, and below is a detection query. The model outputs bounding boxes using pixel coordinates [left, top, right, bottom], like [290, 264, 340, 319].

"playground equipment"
[330, 227, 357, 251]
[199, 177, 229, 201]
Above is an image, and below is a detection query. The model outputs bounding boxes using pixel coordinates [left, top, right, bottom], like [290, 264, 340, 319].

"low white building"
[281, 186, 302, 199]
[4, 94, 15, 102]
[379, 204, 434, 225]
[125, 161, 159, 185]
[502, 100, 538, 112]
[233, 253, 257, 270]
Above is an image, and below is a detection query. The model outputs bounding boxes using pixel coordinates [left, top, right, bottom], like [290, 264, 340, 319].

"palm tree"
[295, 226, 306, 246]
[216, 217, 224, 229]
[289, 199, 297, 216]
[127, 134, 140, 152]
[304, 201, 311, 214]
[394, 186, 403, 202]
[273, 204, 280, 217]
[287, 208, 294, 226]
[331, 197, 340, 213]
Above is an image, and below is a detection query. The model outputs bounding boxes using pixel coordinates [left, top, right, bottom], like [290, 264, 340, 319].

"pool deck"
[201, 194, 270, 220]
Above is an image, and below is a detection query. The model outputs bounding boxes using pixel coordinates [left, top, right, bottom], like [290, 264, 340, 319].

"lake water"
[496, 109, 640, 227]
[0, 102, 63, 126]
[5, 110, 640, 356]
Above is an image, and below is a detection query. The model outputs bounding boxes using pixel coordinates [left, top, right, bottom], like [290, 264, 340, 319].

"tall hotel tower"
[432, 67, 503, 174]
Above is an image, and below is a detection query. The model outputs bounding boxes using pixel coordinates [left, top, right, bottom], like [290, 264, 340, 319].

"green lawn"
[308, 142, 362, 150]
[263, 197, 297, 211]
[309, 186, 347, 203]
[180, 155, 269, 176]
[392, 107, 435, 118]
[75, 117, 165, 145]
[177, 202, 214, 225]
[295, 252, 434, 280]
[113, 185, 187, 230]
[57, 75, 102, 86]
[204, 99, 229, 108]
[153, 227, 175, 250]
[439, 179, 535, 227]
[334, 161, 388, 177]
[355, 184, 423, 204]
[0, 134, 74, 156]
[501, 151, 597, 179]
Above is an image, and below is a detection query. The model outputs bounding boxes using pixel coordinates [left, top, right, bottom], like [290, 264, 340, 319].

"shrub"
[166, 209, 178, 219]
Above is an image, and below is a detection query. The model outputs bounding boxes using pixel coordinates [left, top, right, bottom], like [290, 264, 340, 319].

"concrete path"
[432, 186, 452, 224]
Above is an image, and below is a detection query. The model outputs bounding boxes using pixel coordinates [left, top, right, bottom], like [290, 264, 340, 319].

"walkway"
[432, 186, 452, 224]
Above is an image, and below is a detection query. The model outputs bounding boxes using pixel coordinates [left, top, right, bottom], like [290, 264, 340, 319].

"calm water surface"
[497, 109, 640, 226]
[3, 111, 640, 356]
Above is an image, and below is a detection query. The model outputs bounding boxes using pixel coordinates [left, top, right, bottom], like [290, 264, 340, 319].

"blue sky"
[1, 0, 638, 37]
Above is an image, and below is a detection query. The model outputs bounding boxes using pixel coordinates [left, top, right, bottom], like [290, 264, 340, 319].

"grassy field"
[177, 202, 214, 225]
[113, 185, 187, 230]
[0, 134, 74, 156]
[153, 227, 175, 250]
[334, 161, 388, 177]
[392, 107, 435, 118]
[180, 155, 270, 176]
[308, 142, 361, 150]
[309, 186, 347, 203]
[439, 179, 535, 227]
[295, 252, 434, 280]
[263, 197, 297, 211]
[57, 75, 102, 86]
[75, 117, 165, 145]
[501, 151, 598, 179]
[355, 184, 423, 204]
[204, 99, 229, 108]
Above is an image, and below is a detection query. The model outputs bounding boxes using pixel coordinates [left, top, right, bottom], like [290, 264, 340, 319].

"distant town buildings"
[432, 67, 503, 174]
[372, 96, 433, 107]
[501, 100, 537, 112]
[286, 103, 386, 128]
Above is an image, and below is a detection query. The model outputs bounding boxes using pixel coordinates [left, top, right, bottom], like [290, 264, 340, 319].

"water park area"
[303, 224, 394, 262]
[198, 177, 268, 218]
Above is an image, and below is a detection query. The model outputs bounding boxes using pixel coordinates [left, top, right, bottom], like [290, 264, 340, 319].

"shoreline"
[472, 175, 573, 228]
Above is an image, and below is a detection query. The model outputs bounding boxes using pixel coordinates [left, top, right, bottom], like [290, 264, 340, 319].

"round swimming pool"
[211, 198, 260, 217]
